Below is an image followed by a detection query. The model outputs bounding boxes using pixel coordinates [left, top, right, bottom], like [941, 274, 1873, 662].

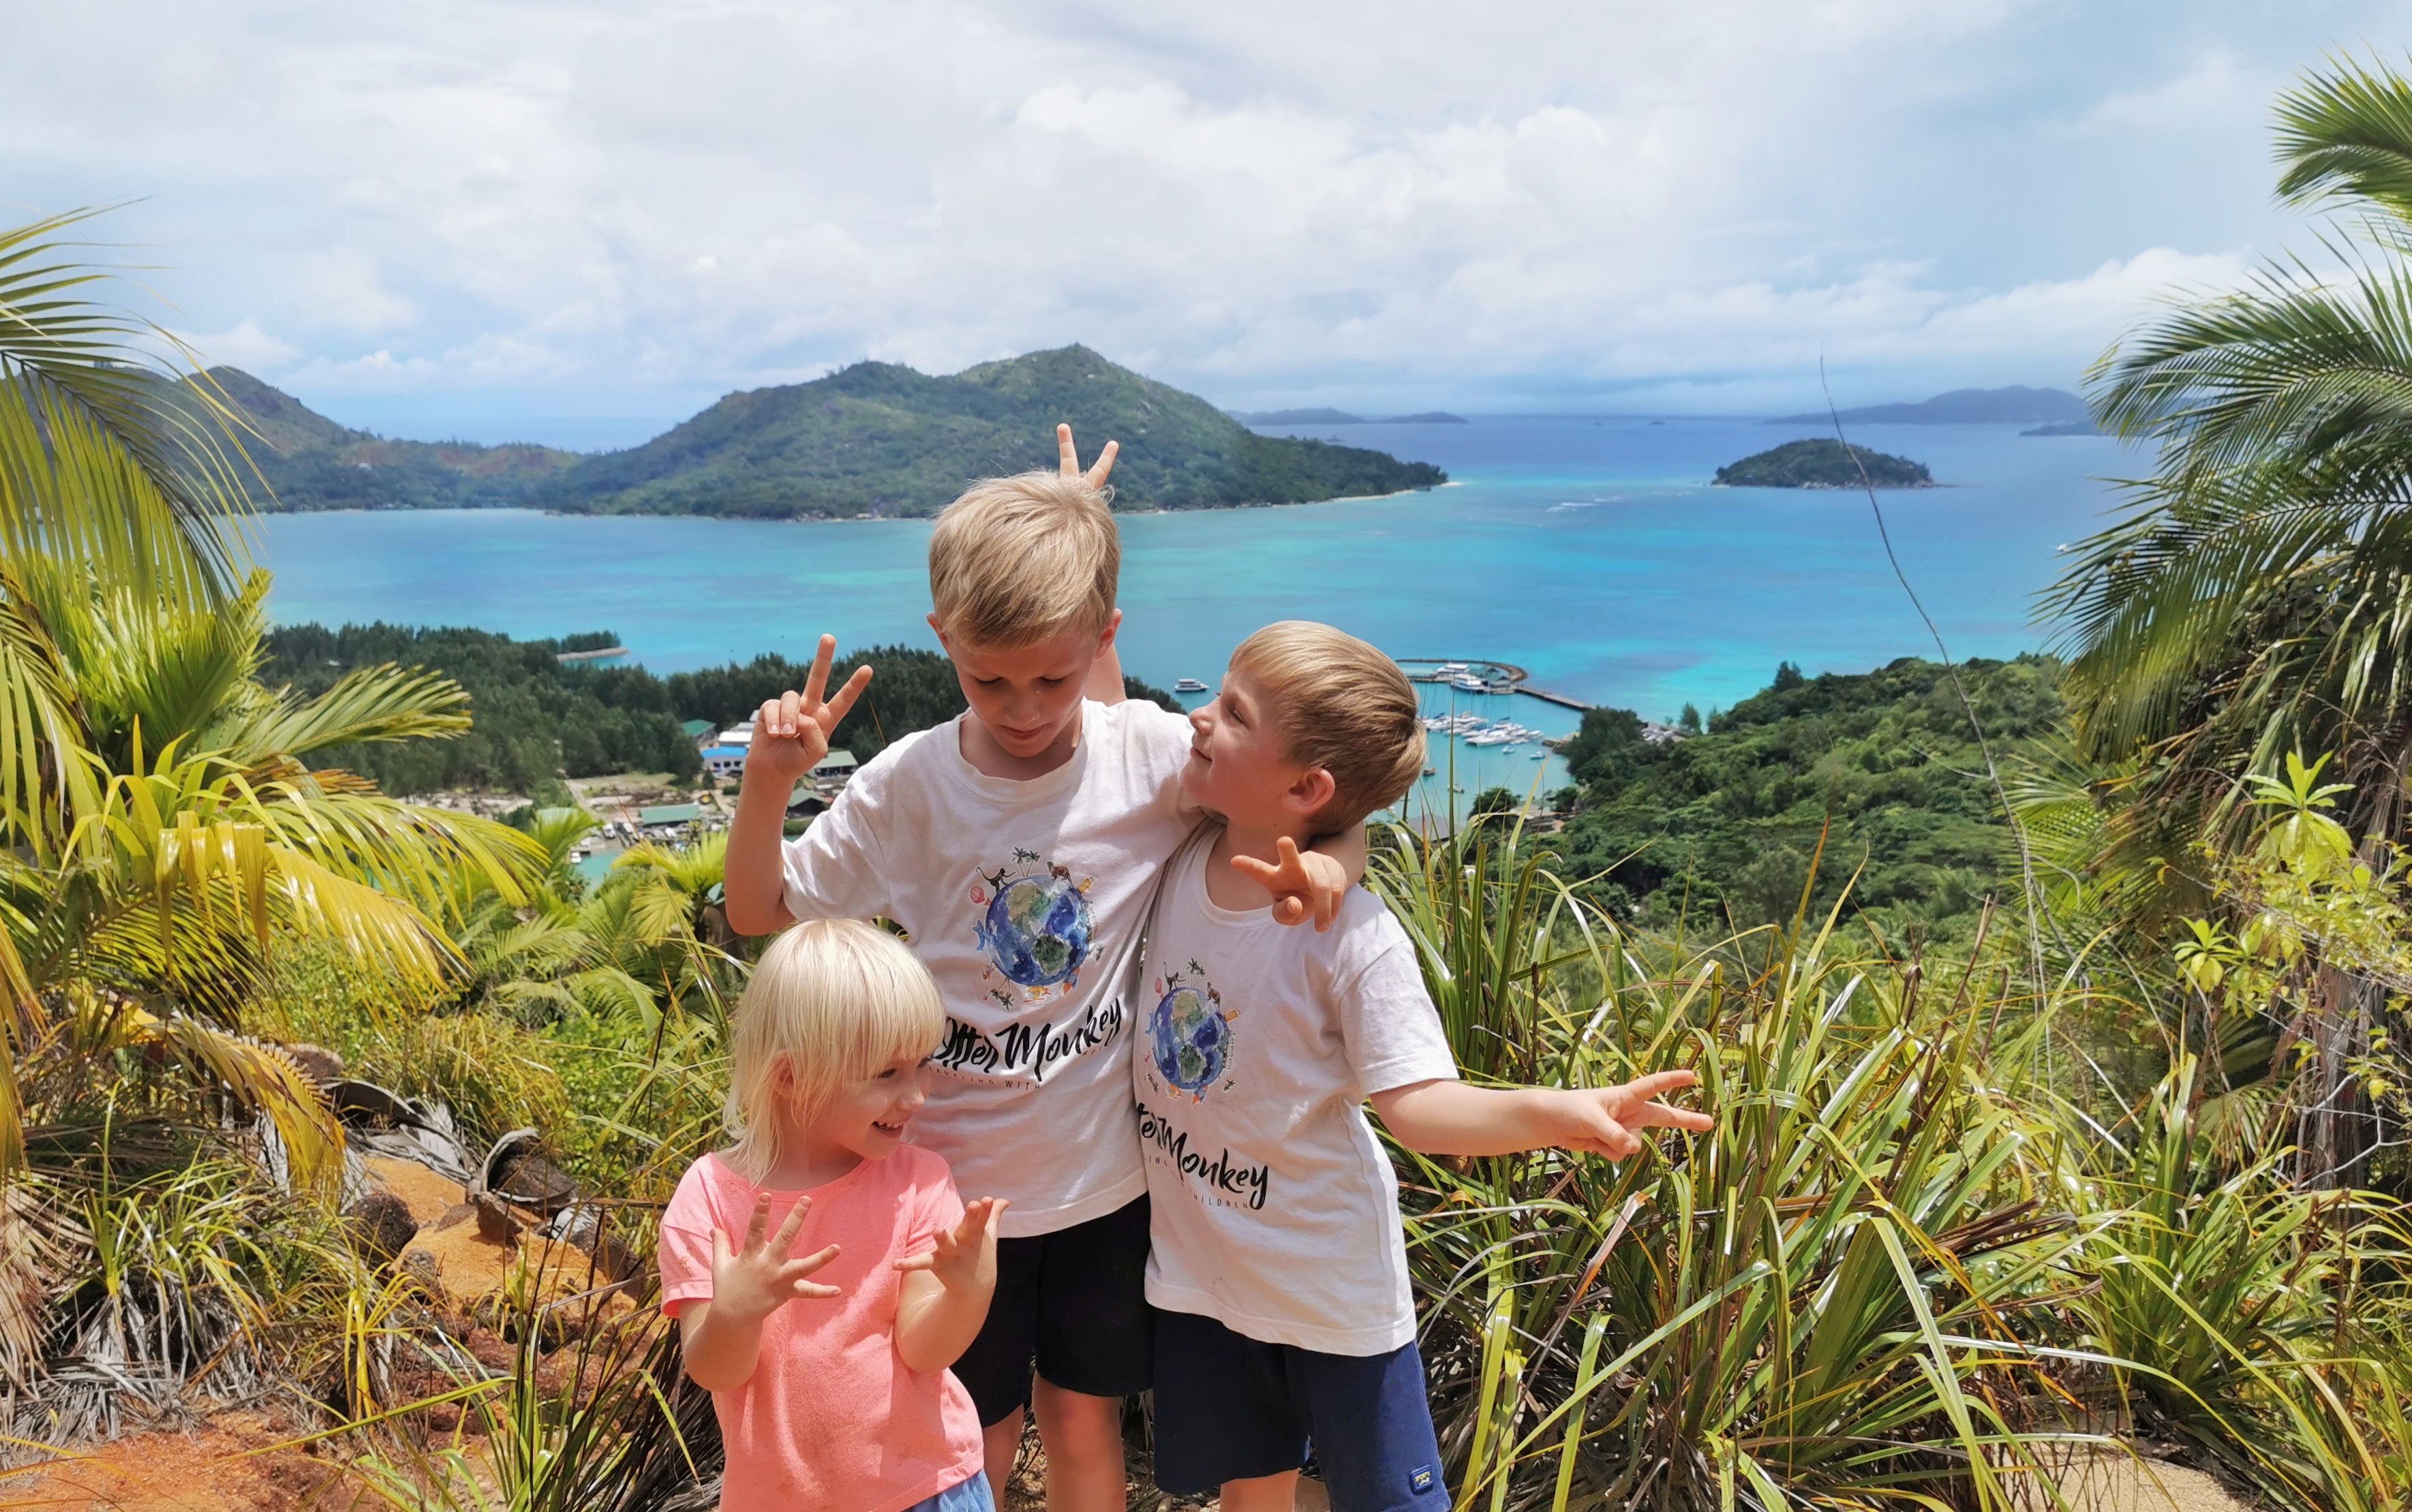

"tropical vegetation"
[16, 48, 2412, 1512]
[1713, 439, 1933, 489]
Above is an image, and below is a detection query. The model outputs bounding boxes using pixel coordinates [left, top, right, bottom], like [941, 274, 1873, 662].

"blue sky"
[7, 1, 2408, 446]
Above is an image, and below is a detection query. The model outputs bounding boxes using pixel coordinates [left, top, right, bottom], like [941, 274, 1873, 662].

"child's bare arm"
[677, 1195, 844, 1392]
[725, 635, 872, 936]
[892, 1197, 1007, 1374]
[1060, 424, 1128, 707]
[1370, 1070, 1712, 1159]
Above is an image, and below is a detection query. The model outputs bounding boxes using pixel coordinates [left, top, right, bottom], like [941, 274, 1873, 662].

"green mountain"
[544, 345, 1446, 519]
[173, 367, 580, 511]
[1713, 439, 1933, 489]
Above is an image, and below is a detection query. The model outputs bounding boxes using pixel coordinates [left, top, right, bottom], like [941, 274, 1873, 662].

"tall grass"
[1372, 817, 2412, 1511]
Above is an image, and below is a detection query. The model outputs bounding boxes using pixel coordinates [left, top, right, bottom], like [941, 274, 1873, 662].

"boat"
[1450, 674, 1490, 693]
[1174, 677, 1208, 693]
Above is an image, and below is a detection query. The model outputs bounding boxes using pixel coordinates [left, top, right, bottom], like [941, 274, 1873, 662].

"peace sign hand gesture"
[750, 634, 874, 786]
[709, 1193, 844, 1327]
[1058, 423, 1118, 490]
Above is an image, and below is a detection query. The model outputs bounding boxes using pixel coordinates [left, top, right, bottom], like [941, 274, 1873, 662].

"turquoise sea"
[250, 415, 2134, 816]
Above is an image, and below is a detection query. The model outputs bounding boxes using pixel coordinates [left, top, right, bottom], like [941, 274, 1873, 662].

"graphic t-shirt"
[657, 1147, 983, 1512]
[1133, 840, 1460, 1355]
[781, 698, 1200, 1236]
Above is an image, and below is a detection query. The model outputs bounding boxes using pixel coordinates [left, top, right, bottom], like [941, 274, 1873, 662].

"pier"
[1395, 657, 1590, 711]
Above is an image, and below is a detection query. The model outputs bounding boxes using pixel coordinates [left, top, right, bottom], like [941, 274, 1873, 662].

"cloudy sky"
[6, 1, 2405, 444]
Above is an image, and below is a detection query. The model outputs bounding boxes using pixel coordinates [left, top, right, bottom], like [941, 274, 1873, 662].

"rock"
[359, 1155, 465, 1226]
[346, 1191, 417, 1265]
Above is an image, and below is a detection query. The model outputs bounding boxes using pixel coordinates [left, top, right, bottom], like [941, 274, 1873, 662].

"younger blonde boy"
[722, 431, 1352, 1512]
[1136, 622, 1713, 1512]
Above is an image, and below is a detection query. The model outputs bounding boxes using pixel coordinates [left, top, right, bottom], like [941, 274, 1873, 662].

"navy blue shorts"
[949, 1196, 1155, 1426]
[1151, 1309, 1447, 1512]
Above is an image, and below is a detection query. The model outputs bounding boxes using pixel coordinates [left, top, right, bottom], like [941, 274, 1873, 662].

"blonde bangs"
[722, 919, 945, 1184]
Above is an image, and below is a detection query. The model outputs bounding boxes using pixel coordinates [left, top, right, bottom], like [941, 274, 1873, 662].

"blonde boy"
[1138, 623, 1713, 1512]
[724, 430, 1351, 1512]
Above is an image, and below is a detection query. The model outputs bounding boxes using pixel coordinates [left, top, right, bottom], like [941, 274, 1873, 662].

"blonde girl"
[658, 919, 1007, 1512]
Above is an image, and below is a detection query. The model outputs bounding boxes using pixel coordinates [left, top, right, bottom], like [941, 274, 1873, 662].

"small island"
[1713, 439, 1934, 489]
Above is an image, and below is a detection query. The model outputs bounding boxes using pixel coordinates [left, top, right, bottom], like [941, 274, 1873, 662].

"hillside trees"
[2050, 55, 2412, 1181]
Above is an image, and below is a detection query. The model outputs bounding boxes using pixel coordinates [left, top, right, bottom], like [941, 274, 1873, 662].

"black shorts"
[1150, 1309, 1446, 1512]
[949, 1194, 1155, 1426]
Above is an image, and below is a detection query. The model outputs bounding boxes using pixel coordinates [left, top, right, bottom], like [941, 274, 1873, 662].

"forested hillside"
[174, 367, 579, 510]
[259, 623, 1175, 798]
[543, 345, 1446, 517]
[1551, 655, 2062, 936]
[177, 348, 1446, 517]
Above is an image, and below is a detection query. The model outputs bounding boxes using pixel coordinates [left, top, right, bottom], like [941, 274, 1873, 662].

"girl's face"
[791, 1049, 930, 1162]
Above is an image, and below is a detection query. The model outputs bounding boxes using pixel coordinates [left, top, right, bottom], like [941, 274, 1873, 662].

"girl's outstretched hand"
[710, 1193, 843, 1325]
[894, 1196, 1009, 1297]
[1232, 836, 1349, 931]
[1058, 423, 1118, 489]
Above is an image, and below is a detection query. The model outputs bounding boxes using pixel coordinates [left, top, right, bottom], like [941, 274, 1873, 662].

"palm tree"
[2045, 55, 2412, 1183]
[0, 210, 545, 1188]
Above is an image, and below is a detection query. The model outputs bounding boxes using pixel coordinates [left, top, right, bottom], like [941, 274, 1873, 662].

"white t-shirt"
[1133, 839, 1459, 1355]
[780, 698, 1200, 1237]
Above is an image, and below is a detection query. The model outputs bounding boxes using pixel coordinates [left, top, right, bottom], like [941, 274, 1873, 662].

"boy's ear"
[1096, 608, 1123, 653]
[1284, 766, 1338, 818]
[926, 613, 952, 658]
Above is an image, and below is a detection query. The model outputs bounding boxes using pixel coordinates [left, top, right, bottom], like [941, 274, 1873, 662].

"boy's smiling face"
[1182, 665, 1335, 832]
[931, 612, 1117, 772]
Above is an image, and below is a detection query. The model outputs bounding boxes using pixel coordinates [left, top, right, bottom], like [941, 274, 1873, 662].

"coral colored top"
[658, 1148, 984, 1512]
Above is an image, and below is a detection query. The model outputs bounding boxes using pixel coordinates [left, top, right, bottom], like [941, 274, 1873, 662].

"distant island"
[1232, 408, 1468, 425]
[1765, 386, 2090, 427]
[170, 369, 581, 510]
[174, 346, 1447, 518]
[1714, 439, 1934, 489]
[2020, 419, 2103, 437]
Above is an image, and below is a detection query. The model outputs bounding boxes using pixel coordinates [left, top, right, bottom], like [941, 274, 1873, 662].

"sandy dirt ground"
[0, 1411, 351, 1511]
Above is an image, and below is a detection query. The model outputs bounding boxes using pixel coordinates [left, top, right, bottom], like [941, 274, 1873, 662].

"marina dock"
[1395, 657, 1590, 711]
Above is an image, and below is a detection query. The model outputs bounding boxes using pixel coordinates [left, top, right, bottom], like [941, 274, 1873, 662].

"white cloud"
[0, 0, 2394, 418]
[172, 316, 299, 372]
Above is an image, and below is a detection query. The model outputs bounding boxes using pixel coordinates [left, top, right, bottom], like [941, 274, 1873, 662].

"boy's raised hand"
[894, 1196, 1008, 1296]
[1058, 423, 1117, 489]
[1537, 1070, 1715, 1158]
[1233, 836, 1352, 931]
[751, 634, 873, 787]
[710, 1193, 844, 1325]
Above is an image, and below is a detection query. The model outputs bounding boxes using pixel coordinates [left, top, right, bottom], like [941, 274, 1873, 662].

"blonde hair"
[1230, 621, 1426, 832]
[722, 919, 944, 1184]
[928, 470, 1119, 647]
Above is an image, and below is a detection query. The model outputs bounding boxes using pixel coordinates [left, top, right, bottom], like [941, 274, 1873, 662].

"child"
[658, 918, 1007, 1512]
[722, 429, 1358, 1512]
[1135, 622, 1715, 1512]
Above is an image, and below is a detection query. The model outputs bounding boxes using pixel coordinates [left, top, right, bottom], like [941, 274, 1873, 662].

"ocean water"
[249, 415, 2134, 818]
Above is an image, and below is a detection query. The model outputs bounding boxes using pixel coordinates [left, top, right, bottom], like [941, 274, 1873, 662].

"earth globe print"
[982, 873, 1093, 987]
[1148, 986, 1230, 1094]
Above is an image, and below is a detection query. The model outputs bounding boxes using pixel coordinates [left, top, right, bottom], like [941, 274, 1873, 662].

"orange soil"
[0, 1411, 352, 1511]
[359, 1156, 464, 1226]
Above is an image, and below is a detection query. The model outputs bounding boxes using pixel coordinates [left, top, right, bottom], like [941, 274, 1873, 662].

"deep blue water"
[249, 415, 2135, 814]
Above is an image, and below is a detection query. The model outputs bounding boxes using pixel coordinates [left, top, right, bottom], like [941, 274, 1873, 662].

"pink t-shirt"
[658, 1147, 984, 1512]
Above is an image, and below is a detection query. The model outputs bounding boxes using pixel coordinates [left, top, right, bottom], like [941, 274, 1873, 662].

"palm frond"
[2276, 52, 2412, 226]
[0, 206, 249, 609]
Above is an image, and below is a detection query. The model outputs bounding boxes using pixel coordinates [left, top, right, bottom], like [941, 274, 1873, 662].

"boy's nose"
[1189, 702, 1213, 734]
